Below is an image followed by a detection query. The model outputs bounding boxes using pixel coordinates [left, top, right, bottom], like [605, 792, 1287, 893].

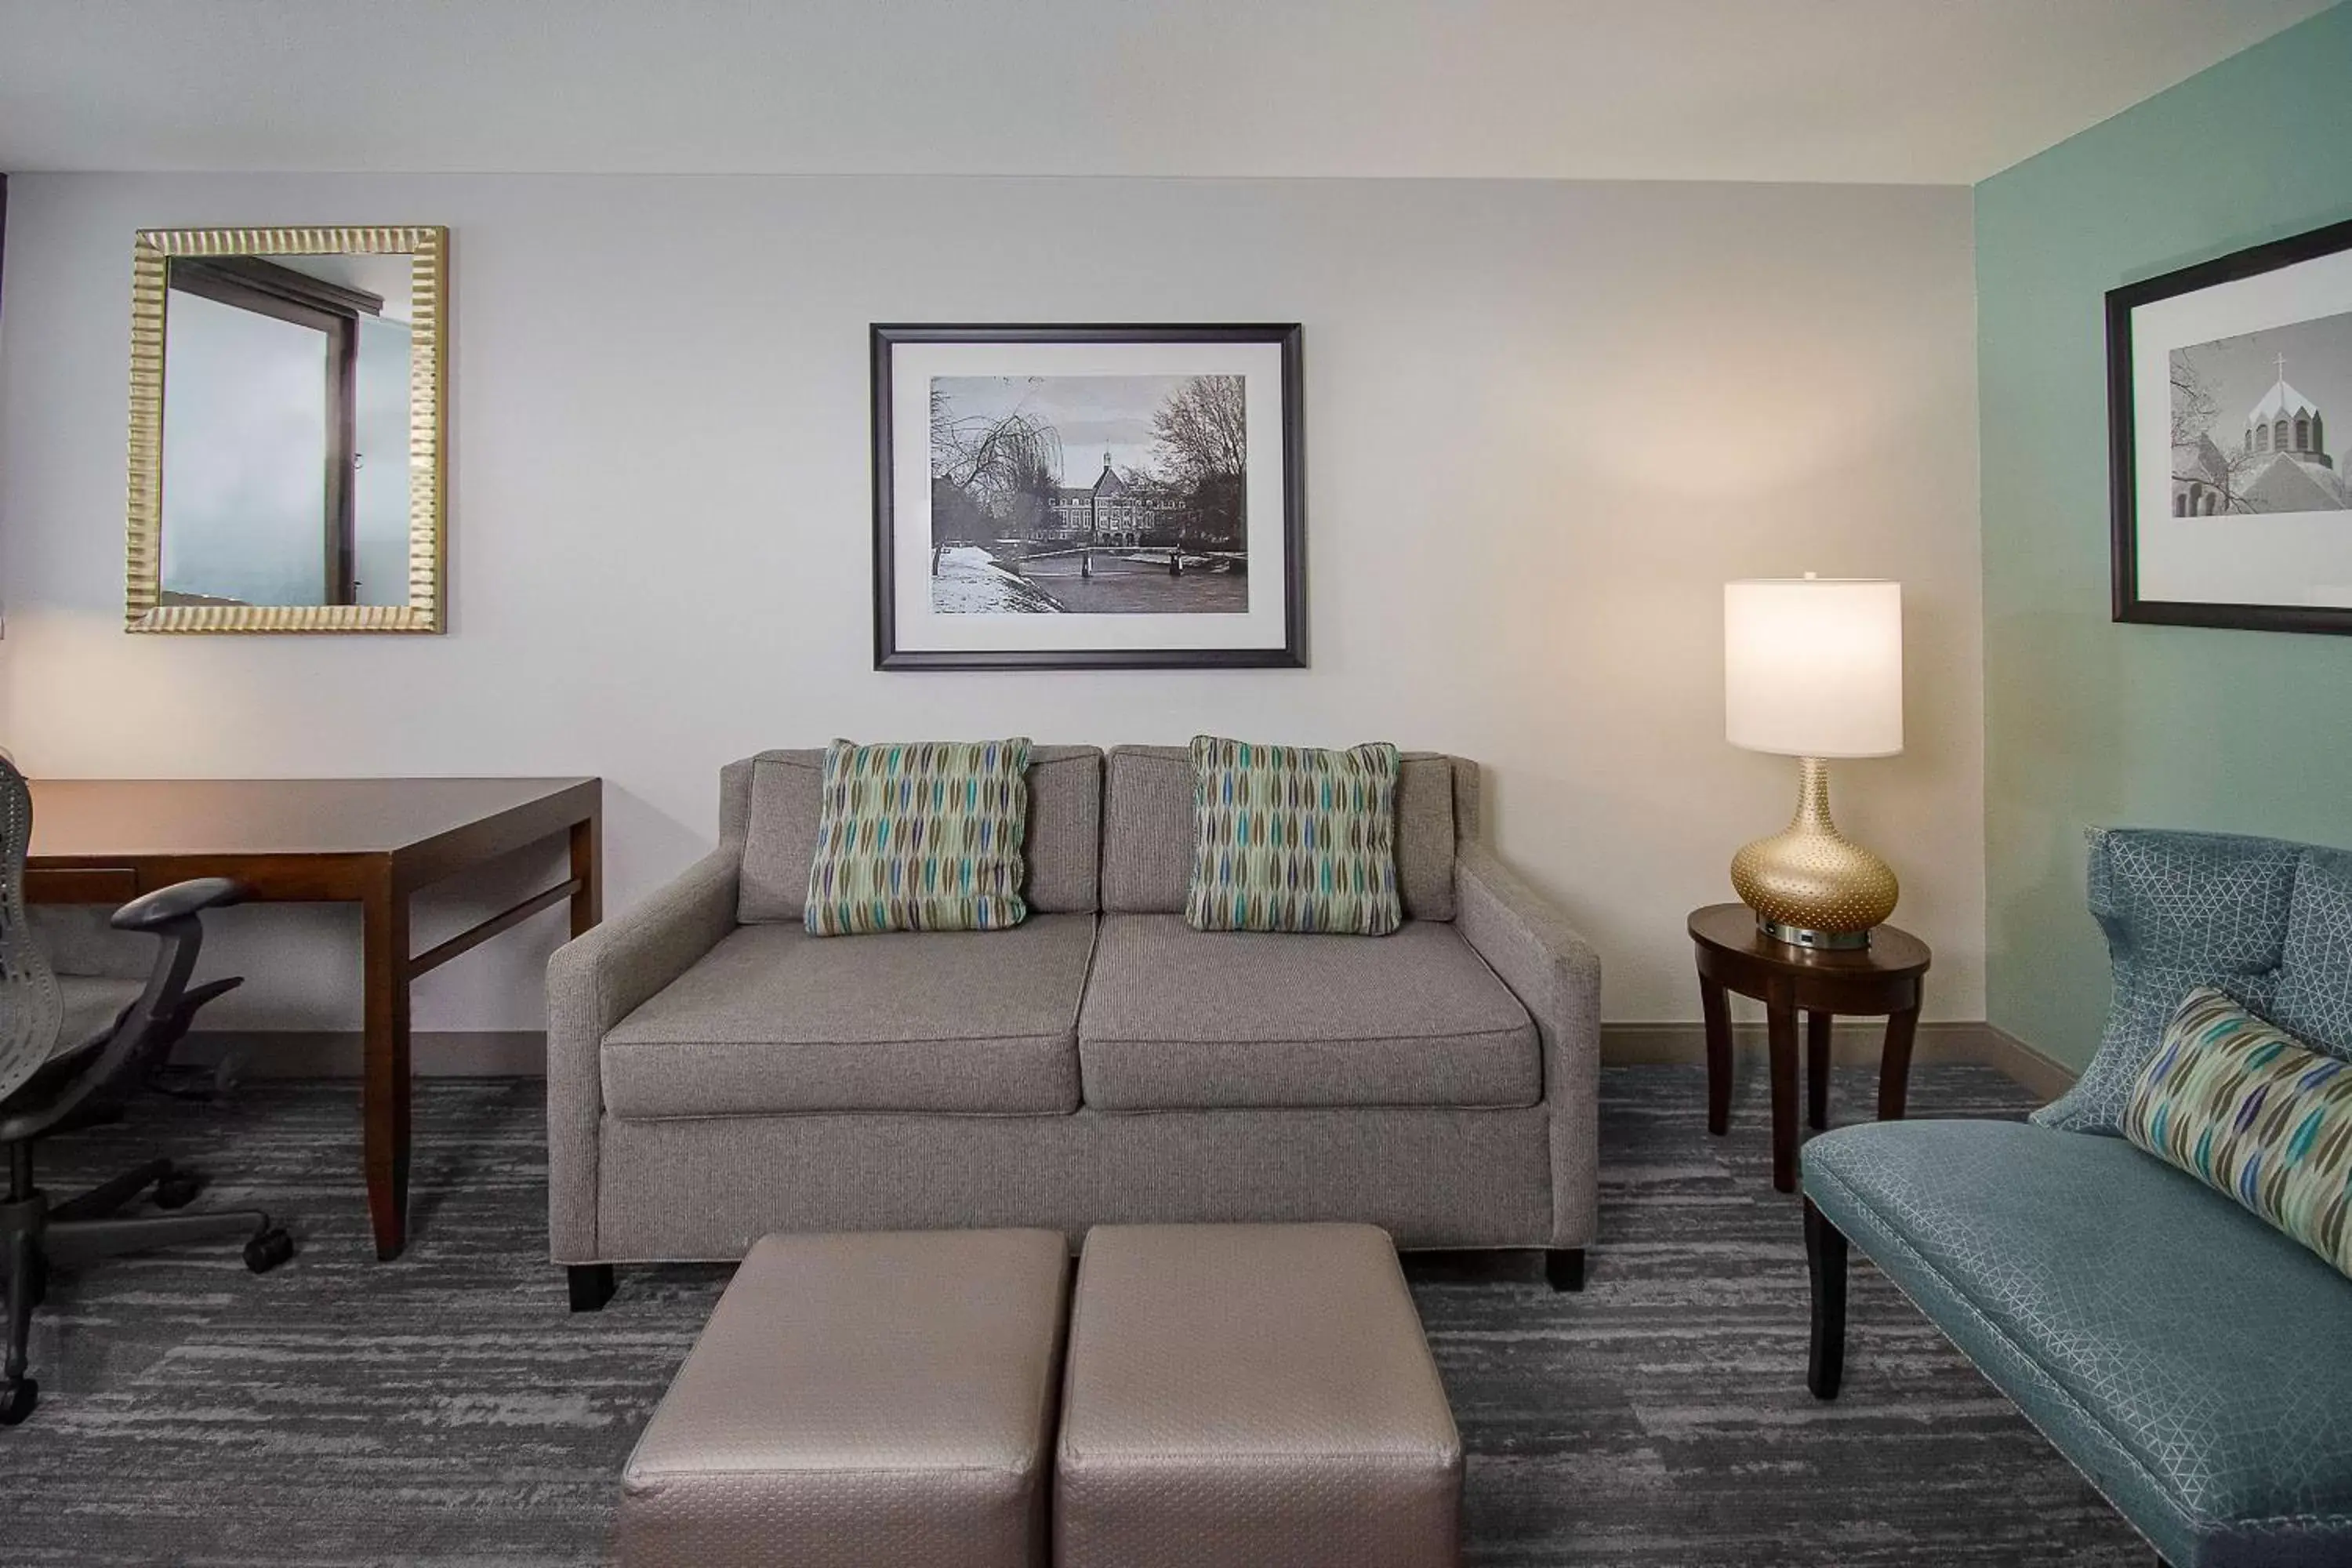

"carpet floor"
[0, 1062, 2145, 1566]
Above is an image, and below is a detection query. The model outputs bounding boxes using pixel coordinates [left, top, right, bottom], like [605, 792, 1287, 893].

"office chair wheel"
[0, 1377, 35, 1426]
[244, 1227, 294, 1274]
[154, 1171, 203, 1210]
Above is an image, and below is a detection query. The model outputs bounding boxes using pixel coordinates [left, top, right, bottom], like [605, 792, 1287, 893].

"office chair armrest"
[110, 877, 244, 932]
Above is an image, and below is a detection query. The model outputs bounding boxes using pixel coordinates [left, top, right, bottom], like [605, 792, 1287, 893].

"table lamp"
[1723, 576, 1903, 949]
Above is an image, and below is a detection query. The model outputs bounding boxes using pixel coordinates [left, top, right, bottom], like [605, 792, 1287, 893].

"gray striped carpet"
[0, 1064, 2144, 1565]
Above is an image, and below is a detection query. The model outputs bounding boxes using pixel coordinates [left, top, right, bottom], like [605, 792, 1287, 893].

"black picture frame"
[2109, 215, 2352, 636]
[871, 322, 1305, 670]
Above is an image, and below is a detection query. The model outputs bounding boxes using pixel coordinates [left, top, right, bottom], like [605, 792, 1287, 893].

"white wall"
[0, 173, 1984, 1037]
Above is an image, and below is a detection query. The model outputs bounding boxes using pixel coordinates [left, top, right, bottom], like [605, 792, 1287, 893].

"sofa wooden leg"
[1804, 1200, 1846, 1399]
[1544, 1248, 1586, 1292]
[568, 1264, 615, 1312]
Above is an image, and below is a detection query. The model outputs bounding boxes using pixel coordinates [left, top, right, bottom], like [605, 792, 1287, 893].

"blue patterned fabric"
[2035, 828, 2301, 1134]
[1805, 1120, 2352, 1568]
[2273, 847, 2352, 1062]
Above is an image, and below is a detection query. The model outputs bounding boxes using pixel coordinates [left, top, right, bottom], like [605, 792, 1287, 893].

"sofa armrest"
[544, 847, 739, 1262]
[1456, 842, 1602, 1249]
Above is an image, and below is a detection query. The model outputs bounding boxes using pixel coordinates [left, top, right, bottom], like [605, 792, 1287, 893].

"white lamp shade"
[1724, 579, 1903, 758]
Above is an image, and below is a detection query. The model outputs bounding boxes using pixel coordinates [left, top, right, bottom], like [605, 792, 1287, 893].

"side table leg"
[362, 882, 413, 1261]
[1700, 975, 1733, 1137]
[1766, 996, 1799, 1193]
[1806, 1010, 1832, 1131]
[1878, 1006, 1920, 1122]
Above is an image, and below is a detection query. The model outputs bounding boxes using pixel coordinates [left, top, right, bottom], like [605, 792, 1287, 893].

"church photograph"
[2170, 308, 2352, 517]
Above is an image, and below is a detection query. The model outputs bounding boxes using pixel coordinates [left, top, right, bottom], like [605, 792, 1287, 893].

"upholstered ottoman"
[1056, 1223, 1462, 1568]
[615, 1228, 1069, 1568]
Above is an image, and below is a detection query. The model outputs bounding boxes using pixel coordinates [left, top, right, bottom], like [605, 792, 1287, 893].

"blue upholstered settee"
[1802, 828, 2352, 1568]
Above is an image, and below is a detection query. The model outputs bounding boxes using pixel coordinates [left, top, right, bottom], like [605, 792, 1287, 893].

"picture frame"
[2109, 216, 2352, 636]
[870, 323, 1305, 670]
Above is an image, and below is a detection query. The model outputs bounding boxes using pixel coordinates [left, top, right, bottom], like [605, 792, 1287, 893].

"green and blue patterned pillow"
[804, 739, 1030, 937]
[2124, 985, 2352, 1280]
[1183, 735, 1402, 936]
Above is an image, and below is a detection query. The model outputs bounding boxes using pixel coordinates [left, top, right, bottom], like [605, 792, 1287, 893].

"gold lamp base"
[1730, 757, 1898, 950]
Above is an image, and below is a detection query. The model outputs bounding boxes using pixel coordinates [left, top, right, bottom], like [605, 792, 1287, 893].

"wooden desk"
[25, 776, 601, 1260]
[1688, 903, 1930, 1194]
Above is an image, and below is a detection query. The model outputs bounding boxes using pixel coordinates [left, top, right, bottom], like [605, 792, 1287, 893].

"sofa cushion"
[601, 914, 1095, 1118]
[2274, 845, 2352, 1061]
[1101, 744, 1459, 920]
[1395, 754, 1461, 921]
[1099, 746, 1192, 914]
[1183, 735, 1403, 936]
[1805, 1119, 2352, 1567]
[804, 738, 1032, 936]
[2036, 826, 2302, 1134]
[1076, 914, 1537, 1111]
[736, 746, 1102, 923]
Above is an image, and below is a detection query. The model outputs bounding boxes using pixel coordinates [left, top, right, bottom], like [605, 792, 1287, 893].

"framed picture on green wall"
[2110, 216, 2352, 636]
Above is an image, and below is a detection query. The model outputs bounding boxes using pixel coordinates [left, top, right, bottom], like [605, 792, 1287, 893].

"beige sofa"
[547, 746, 1601, 1308]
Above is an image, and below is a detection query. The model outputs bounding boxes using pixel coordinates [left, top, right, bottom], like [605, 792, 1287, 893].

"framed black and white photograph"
[871, 323, 1304, 669]
[2110, 216, 2352, 635]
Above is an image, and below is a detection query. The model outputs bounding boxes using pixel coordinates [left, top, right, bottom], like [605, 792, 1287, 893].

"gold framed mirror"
[125, 226, 448, 633]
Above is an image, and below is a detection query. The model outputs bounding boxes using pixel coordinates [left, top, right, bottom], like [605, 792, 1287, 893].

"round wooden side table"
[1686, 903, 1932, 1193]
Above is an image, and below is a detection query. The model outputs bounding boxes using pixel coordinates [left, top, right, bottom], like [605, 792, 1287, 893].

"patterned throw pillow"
[803, 739, 1030, 936]
[1183, 736, 1403, 936]
[2123, 985, 2352, 1280]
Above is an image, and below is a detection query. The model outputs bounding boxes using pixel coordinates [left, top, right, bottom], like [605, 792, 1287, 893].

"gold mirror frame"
[126, 225, 448, 633]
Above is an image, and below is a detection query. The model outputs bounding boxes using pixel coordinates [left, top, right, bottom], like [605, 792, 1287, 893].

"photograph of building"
[926, 372, 1249, 614]
[2171, 317, 2352, 515]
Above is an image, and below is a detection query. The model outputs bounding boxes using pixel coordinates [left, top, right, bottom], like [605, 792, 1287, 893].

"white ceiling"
[0, 0, 2332, 185]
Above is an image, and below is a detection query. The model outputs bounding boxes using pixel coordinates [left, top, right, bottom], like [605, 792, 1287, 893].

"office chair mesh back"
[0, 759, 64, 1106]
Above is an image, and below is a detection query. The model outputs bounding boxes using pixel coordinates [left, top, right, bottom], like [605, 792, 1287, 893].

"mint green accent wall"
[1980, 2, 2352, 1066]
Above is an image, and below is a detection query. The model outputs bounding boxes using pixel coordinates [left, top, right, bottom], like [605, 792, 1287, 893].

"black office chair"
[0, 759, 292, 1425]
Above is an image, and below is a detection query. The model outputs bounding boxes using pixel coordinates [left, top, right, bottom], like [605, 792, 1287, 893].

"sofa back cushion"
[1101, 745, 1465, 919]
[734, 746, 1102, 923]
[2034, 826, 2302, 1134]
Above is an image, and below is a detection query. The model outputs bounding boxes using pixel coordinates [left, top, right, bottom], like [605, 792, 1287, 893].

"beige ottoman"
[616, 1228, 1069, 1568]
[1055, 1223, 1463, 1568]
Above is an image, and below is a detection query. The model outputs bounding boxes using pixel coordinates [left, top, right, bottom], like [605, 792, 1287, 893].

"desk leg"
[1806, 1011, 1832, 1131]
[1767, 994, 1799, 1193]
[568, 811, 602, 938]
[1878, 1006, 1920, 1122]
[362, 882, 412, 1261]
[1699, 975, 1733, 1137]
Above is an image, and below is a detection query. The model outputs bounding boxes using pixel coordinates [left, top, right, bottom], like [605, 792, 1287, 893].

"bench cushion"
[2037, 827, 2303, 1134]
[617, 1228, 1069, 1568]
[1804, 1118, 2352, 1568]
[2274, 845, 2352, 1059]
[1056, 1223, 1461, 1568]
[602, 915, 1094, 1118]
[1076, 915, 1538, 1112]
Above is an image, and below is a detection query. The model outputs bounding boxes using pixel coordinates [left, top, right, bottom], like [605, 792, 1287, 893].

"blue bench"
[1802, 828, 2352, 1568]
